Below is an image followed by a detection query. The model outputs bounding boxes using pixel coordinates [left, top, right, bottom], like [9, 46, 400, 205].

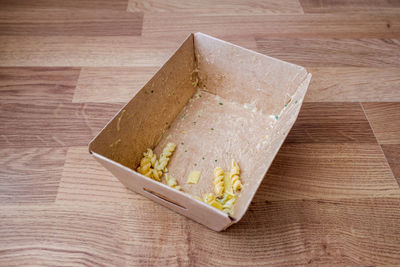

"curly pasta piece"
[203, 193, 224, 210]
[165, 174, 181, 191]
[155, 143, 176, 173]
[203, 193, 215, 204]
[143, 148, 157, 168]
[137, 157, 153, 179]
[213, 167, 225, 198]
[137, 148, 161, 181]
[230, 160, 242, 192]
[222, 196, 236, 213]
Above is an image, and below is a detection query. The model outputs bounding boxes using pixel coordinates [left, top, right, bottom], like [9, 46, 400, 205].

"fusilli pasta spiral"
[213, 167, 225, 197]
[155, 143, 176, 172]
[137, 148, 161, 181]
[230, 160, 242, 192]
[165, 174, 181, 191]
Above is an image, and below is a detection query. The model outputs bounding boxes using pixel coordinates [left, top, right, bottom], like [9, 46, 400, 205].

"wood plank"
[56, 142, 399, 204]
[2, 198, 400, 265]
[381, 144, 400, 184]
[0, 148, 66, 204]
[0, 10, 143, 36]
[0, 102, 121, 148]
[0, 67, 80, 102]
[300, 0, 400, 14]
[142, 13, 400, 39]
[0, 0, 129, 11]
[73, 67, 158, 103]
[362, 102, 400, 144]
[56, 147, 141, 204]
[128, 0, 303, 14]
[305, 67, 400, 102]
[0, 36, 181, 67]
[256, 143, 399, 201]
[0, 204, 189, 266]
[225, 198, 400, 266]
[256, 38, 400, 67]
[286, 103, 377, 143]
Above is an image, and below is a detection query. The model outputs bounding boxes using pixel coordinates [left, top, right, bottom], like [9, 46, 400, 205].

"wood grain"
[0, 0, 129, 11]
[1, 0, 400, 265]
[56, 147, 140, 204]
[128, 0, 303, 14]
[0, 204, 189, 266]
[73, 67, 158, 103]
[142, 13, 400, 38]
[300, 0, 400, 14]
[2, 198, 400, 266]
[0, 102, 121, 148]
[0, 148, 66, 204]
[256, 38, 400, 67]
[382, 144, 400, 184]
[286, 102, 376, 143]
[57, 144, 399, 204]
[199, 198, 400, 266]
[0, 36, 181, 67]
[0, 10, 143, 36]
[0, 67, 80, 102]
[305, 67, 400, 102]
[362, 102, 400, 144]
[256, 143, 399, 200]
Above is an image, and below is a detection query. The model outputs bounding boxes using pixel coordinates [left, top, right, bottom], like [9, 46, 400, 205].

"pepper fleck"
[219, 102, 223, 105]
[181, 142, 184, 145]
[211, 128, 214, 130]
[151, 90, 154, 93]
[185, 150, 187, 152]
[214, 159, 217, 162]
[202, 157, 205, 160]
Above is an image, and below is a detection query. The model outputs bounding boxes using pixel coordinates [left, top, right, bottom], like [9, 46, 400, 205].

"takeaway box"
[89, 33, 311, 231]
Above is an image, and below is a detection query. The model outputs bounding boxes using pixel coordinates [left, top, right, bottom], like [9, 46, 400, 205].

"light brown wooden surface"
[1, 0, 400, 266]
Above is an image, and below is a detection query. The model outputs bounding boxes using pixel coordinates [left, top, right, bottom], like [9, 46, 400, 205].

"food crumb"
[116, 110, 126, 132]
[187, 170, 201, 184]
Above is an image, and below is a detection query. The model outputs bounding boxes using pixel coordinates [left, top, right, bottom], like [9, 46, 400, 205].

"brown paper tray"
[89, 33, 311, 231]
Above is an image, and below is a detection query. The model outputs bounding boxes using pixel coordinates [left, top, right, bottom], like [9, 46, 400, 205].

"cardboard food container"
[89, 32, 311, 231]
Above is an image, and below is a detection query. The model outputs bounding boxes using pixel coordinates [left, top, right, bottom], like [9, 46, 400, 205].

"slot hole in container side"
[143, 188, 187, 210]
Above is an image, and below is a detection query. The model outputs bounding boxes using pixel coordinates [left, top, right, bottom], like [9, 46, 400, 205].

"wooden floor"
[1, 0, 400, 266]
